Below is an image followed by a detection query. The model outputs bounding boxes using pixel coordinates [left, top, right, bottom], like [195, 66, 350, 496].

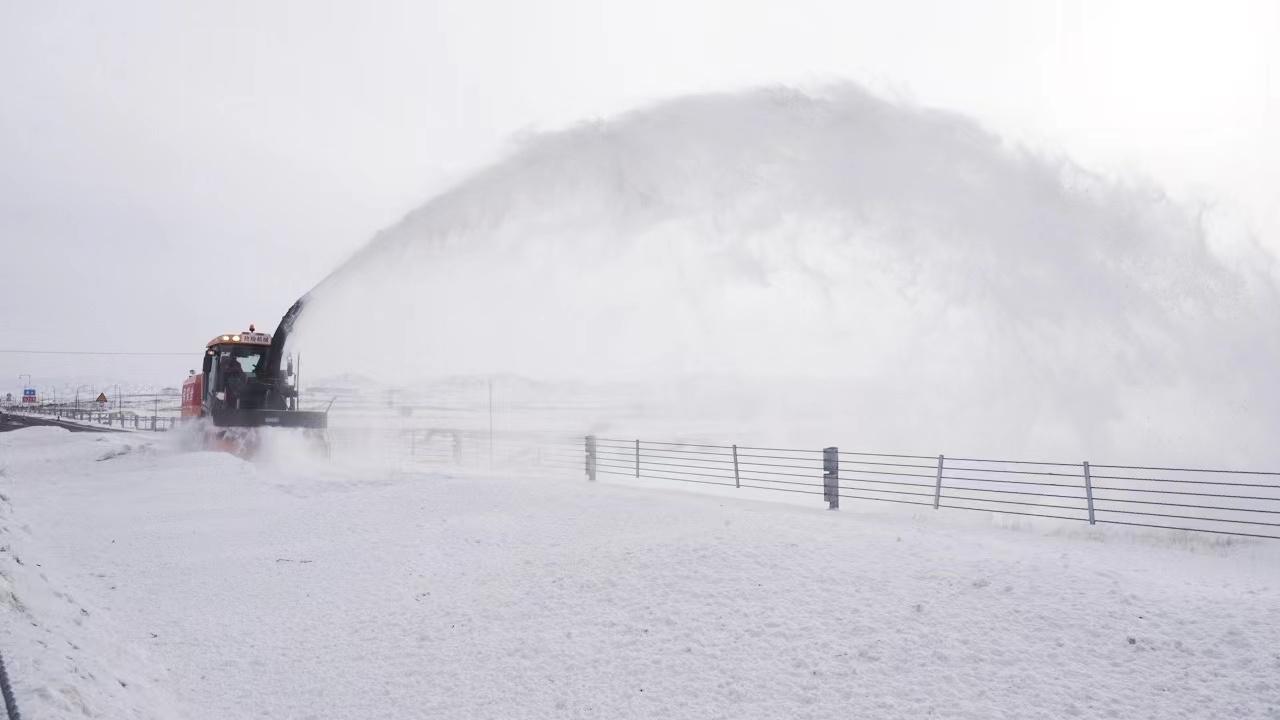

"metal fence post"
[1, 645, 22, 720]
[732, 444, 740, 488]
[933, 454, 944, 509]
[1083, 461, 1096, 525]
[823, 446, 839, 510]
[635, 439, 640, 478]
[585, 435, 597, 482]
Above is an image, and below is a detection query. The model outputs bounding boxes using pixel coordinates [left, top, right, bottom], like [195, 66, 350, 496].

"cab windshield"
[216, 346, 265, 375]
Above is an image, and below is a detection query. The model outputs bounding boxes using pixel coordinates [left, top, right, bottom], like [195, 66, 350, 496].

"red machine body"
[181, 374, 204, 418]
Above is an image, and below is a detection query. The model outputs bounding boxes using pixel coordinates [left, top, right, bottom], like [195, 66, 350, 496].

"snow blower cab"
[181, 313, 327, 454]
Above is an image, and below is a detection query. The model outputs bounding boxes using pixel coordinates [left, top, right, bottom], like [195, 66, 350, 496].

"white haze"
[297, 84, 1280, 467]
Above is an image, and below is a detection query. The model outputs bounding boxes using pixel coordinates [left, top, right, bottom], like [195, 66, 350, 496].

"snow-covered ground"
[1, 427, 1278, 719]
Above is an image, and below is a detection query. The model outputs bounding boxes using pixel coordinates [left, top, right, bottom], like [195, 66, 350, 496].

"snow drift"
[298, 84, 1280, 466]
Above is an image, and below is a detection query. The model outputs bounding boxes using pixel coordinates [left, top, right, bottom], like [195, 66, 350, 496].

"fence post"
[452, 433, 462, 464]
[585, 435, 597, 482]
[732, 444, 740, 488]
[635, 439, 640, 478]
[1083, 461, 1096, 525]
[823, 446, 839, 510]
[933, 454, 944, 509]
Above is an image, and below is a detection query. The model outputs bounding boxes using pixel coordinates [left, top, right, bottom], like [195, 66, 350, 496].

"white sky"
[1, 0, 1277, 391]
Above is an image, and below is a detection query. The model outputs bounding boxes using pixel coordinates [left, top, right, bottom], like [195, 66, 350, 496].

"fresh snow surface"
[1, 427, 1278, 719]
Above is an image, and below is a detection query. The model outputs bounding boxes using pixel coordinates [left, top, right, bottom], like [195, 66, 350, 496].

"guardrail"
[12, 406, 177, 432]
[14, 406, 1273, 542]
[584, 437, 1280, 541]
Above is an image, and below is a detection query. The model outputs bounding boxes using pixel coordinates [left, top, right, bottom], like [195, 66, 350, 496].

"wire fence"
[585, 436, 1280, 541]
[12, 401, 1275, 542]
[10, 405, 177, 432]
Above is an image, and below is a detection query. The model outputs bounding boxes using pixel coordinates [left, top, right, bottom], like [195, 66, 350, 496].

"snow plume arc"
[300, 84, 1280, 465]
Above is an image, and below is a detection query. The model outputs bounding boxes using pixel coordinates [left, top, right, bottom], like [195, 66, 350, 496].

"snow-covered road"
[2, 428, 1277, 719]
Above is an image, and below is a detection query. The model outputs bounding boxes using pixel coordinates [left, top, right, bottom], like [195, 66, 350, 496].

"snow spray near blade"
[296, 84, 1280, 467]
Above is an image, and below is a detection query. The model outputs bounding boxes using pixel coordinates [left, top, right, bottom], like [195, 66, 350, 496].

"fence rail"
[11, 405, 1274, 542]
[10, 406, 177, 432]
[585, 437, 1280, 541]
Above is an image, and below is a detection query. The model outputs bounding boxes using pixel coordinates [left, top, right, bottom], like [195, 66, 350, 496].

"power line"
[0, 349, 190, 357]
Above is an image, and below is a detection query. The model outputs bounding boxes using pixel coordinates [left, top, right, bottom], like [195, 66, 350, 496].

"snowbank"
[0, 428, 182, 718]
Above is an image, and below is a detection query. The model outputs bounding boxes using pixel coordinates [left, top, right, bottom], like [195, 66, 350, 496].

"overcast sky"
[1, 0, 1276, 391]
